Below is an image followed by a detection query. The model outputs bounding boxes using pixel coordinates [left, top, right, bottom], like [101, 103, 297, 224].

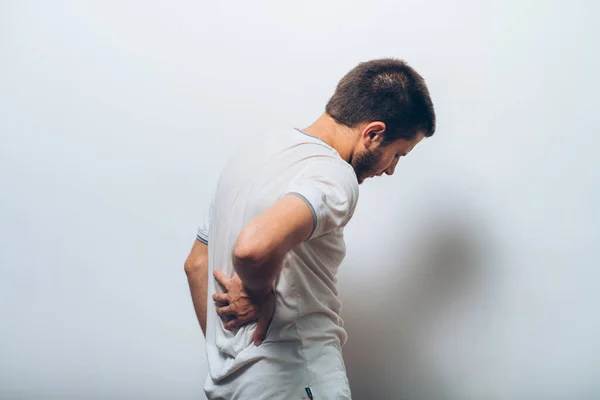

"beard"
[351, 146, 384, 184]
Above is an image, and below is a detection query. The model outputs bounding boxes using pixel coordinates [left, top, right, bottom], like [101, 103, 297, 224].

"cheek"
[376, 155, 395, 171]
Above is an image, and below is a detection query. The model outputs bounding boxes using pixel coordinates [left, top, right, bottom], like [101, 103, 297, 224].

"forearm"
[184, 241, 209, 335]
[231, 194, 314, 295]
[232, 249, 284, 296]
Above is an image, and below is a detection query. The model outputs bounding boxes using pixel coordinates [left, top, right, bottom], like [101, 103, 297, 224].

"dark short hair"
[325, 58, 436, 143]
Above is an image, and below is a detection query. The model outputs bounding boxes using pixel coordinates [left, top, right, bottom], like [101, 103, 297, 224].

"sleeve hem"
[196, 233, 208, 245]
[283, 191, 318, 241]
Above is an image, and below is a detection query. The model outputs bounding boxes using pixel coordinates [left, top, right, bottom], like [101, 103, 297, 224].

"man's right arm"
[232, 194, 315, 296]
[184, 239, 209, 336]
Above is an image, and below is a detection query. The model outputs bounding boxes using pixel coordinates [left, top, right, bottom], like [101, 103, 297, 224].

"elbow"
[232, 229, 269, 267]
[232, 226, 285, 292]
[184, 256, 206, 276]
[184, 241, 209, 276]
[183, 259, 198, 276]
[232, 241, 263, 267]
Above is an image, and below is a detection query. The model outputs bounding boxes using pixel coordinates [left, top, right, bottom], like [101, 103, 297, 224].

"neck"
[300, 114, 357, 162]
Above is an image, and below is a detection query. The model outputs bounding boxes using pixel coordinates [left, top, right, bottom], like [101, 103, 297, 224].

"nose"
[385, 164, 396, 176]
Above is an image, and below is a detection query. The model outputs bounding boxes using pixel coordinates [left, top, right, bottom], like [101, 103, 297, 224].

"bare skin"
[185, 194, 313, 345]
[184, 239, 209, 335]
[185, 113, 425, 343]
[213, 271, 274, 345]
[185, 240, 272, 344]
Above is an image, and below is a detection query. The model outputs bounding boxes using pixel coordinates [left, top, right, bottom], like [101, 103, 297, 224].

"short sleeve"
[282, 157, 359, 240]
[196, 193, 214, 245]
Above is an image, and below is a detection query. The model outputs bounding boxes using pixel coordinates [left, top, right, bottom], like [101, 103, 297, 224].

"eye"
[394, 154, 400, 159]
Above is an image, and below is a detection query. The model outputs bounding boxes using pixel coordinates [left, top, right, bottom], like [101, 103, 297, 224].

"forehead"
[388, 132, 425, 154]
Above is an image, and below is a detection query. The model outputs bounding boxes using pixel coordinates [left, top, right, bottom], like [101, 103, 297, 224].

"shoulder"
[295, 154, 360, 214]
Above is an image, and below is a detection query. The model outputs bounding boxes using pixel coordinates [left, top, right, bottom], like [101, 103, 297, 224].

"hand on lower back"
[212, 270, 275, 345]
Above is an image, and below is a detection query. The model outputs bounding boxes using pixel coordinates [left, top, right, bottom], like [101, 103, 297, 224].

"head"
[326, 58, 436, 184]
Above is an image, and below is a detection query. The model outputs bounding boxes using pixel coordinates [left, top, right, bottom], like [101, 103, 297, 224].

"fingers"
[218, 306, 239, 331]
[253, 313, 269, 346]
[216, 305, 235, 318]
[253, 296, 275, 346]
[223, 319, 240, 331]
[212, 292, 229, 305]
[213, 270, 230, 289]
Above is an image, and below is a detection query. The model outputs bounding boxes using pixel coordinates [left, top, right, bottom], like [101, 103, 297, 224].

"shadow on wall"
[341, 211, 491, 400]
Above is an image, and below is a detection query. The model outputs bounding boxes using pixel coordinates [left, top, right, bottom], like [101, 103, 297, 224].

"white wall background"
[1, 1, 599, 399]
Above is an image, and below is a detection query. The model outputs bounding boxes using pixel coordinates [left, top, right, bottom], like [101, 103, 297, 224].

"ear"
[360, 121, 386, 149]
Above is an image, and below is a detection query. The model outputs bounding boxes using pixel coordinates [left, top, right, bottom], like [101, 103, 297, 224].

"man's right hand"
[212, 270, 276, 346]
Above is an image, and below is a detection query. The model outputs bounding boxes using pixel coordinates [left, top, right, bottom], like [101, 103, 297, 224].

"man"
[184, 58, 436, 399]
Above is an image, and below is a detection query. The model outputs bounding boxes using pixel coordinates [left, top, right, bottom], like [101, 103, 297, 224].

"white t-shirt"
[198, 128, 359, 399]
